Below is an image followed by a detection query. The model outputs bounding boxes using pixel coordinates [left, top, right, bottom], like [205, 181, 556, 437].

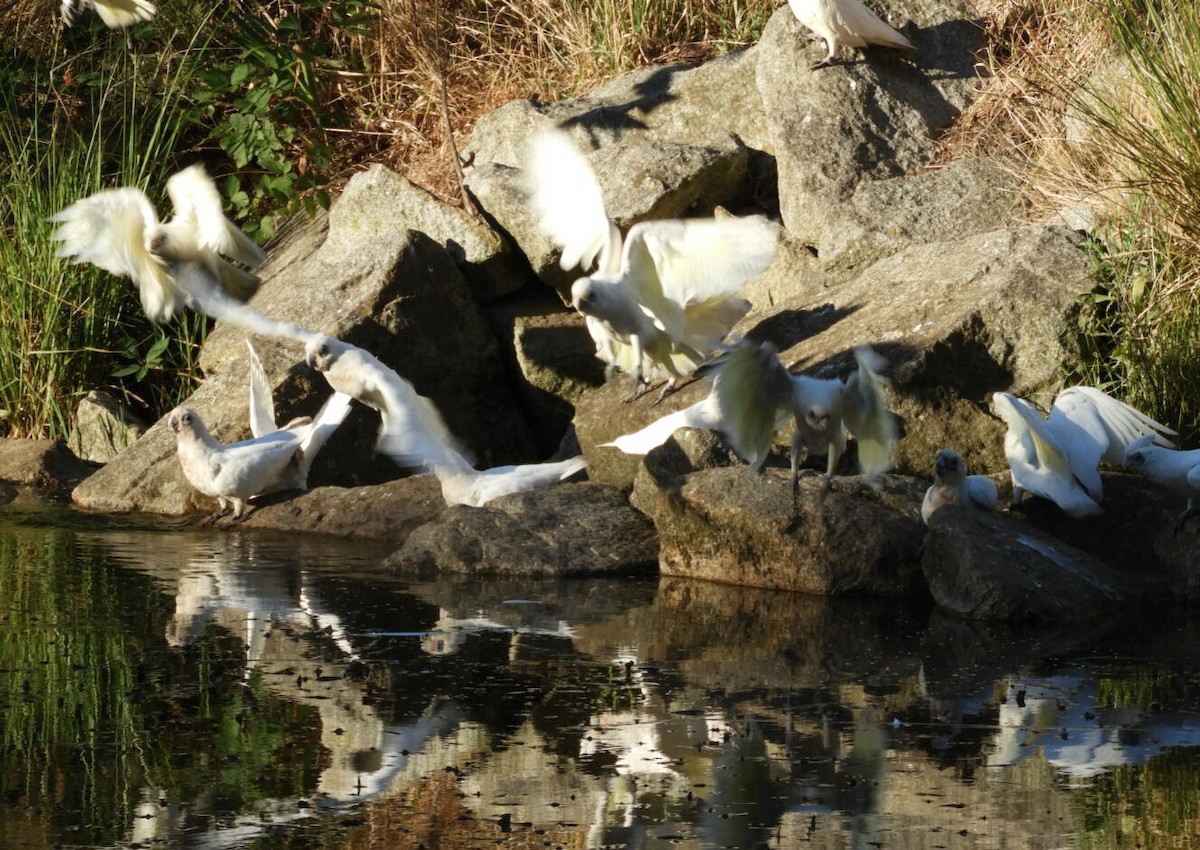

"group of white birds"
[48, 4, 1200, 533]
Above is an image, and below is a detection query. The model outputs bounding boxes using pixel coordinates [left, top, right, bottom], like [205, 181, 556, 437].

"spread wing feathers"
[171, 262, 319, 344]
[1008, 395, 1074, 480]
[438, 456, 588, 507]
[165, 164, 267, 267]
[525, 129, 620, 274]
[361, 366, 469, 472]
[841, 346, 897, 476]
[622, 217, 778, 344]
[678, 297, 753, 356]
[834, 0, 912, 49]
[712, 340, 796, 471]
[48, 187, 181, 322]
[997, 392, 1103, 517]
[602, 395, 723, 455]
[63, 0, 157, 28]
[246, 341, 276, 439]
[1052, 386, 1177, 465]
[286, 392, 353, 488]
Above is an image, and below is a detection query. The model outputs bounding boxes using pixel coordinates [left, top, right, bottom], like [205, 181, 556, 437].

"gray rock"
[74, 167, 540, 516]
[922, 506, 1126, 621]
[757, 1, 985, 245]
[643, 466, 927, 594]
[67, 390, 147, 464]
[387, 482, 658, 577]
[0, 439, 97, 502]
[467, 134, 752, 297]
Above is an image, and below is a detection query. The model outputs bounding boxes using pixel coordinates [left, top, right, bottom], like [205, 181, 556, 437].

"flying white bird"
[168, 389, 352, 526]
[991, 387, 1175, 518]
[921, 448, 998, 524]
[526, 129, 778, 402]
[1124, 435, 1200, 530]
[303, 335, 587, 505]
[607, 339, 898, 495]
[62, 0, 156, 29]
[787, 0, 913, 69]
[50, 164, 316, 343]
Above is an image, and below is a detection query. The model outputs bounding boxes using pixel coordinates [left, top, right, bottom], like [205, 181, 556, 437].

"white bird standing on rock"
[991, 386, 1176, 518]
[1124, 435, 1200, 530]
[304, 335, 586, 505]
[921, 448, 998, 524]
[62, 0, 156, 29]
[50, 164, 316, 343]
[607, 339, 899, 495]
[526, 129, 779, 402]
[787, 0, 913, 69]
[168, 389, 352, 526]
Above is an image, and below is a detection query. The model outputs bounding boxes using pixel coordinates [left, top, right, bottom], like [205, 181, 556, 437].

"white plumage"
[526, 129, 778, 401]
[1124, 435, 1200, 528]
[62, 0, 156, 29]
[921, 448, 998, 524]
[787, 0, 912, 68]
[991, 387, 1175, 518]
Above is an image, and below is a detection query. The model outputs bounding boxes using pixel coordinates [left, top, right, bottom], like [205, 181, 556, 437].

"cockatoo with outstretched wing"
[50, 164, 315, 342]
[921, 448, 998, 524]
[1124, 435, 1200, 530]
[991, 387, 1175, 518]
[787, 0, 912, 69]
[62, 0, 156, 29]
[304, 335, 586, 505]
[526, 129, 778, 402]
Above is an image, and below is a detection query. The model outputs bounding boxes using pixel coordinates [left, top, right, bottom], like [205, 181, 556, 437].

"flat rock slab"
[645, 466, 927, 595]
[387, 482, 658, 577]
[922, 506, 1127, 621]
[0, 439, 98, 502]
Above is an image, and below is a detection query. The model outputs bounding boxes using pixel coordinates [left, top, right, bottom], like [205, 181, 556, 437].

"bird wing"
[441, 456, 588, 507]
[208, 431, 302, 497]
[169, 261, 318, 344]
[602, 395, 723, 454]
[90, 0, 156, 27]
[525, 129, 621, 274]
[712, 340, 795, 470]
[1054, 386, 1177, 463]
[622, 217, 778, 344]
[1002, 393, 1102, 516]
[245, 341, 277, 439]
[841, 346, 897, 476]
[284, 391, 353, 489]
[965, 475, 999, 511]
[166, 164, 267, 267]
[834, 0, 912, 49]
[49, 187, 181, 322]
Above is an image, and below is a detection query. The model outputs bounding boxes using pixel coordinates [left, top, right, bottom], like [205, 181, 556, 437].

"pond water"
[2, 508, 1200, 850]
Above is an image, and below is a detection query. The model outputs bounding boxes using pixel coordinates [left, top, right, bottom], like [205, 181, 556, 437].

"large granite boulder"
[73, 166, 540, 517]
[67, 391, 147, 464]
[640, 465, 927, 594]
[387, 482, 658, 577]
[0, 439, 98, 503]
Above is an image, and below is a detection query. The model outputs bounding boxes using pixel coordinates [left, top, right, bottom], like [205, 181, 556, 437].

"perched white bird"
[303, 335, 466, 472]
[1124, 435, 1200, 530]
[921, 448, 998, 524]
[303, 335, 587, 505]
[990, 387, 1175, 518]
[50, 165, 315, 343]
[62, 0, 156, 29]
[787, 0, 913, 69]
[168, 390, 352, 525]
[526, 129, 778, 401]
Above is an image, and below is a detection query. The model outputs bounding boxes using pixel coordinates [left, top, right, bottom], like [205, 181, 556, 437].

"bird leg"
[810, 40, 839, 70]
[1009, 480, 1026, 510]
[653, 378, 679, 405]
[201, 501, 233, 526]
[624, 336, 650, 403]
[1173, 498, 1198, 535]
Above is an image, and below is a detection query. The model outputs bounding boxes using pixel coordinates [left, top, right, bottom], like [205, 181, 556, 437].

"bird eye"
[182, 413, 192, 425]
[319, 345, 329, 357]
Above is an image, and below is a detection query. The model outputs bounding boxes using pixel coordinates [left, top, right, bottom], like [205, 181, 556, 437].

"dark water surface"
[2, 508, 1200, 849]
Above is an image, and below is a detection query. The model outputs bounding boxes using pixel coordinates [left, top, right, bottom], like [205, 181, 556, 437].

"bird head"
[304, 336, 338, 373]
[934, 448, 965, 481]
[570, 277, 599, 314]
[167, 406, 202, 439]
[804, 405, 830, 432]
[1124, 434, 1157, 469]
[144, 228, 170, 265]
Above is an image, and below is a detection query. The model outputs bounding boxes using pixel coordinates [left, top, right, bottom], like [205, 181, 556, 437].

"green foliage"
[1069, 0, 1200, 443]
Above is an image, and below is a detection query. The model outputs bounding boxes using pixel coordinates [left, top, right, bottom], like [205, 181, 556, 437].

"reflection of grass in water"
[1095, 666, 1179, 711]
[0, 526, 327, 845]
[1078, 750, 1200, 849]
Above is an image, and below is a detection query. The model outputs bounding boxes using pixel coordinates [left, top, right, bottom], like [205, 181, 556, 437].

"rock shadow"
[745, 303, 860, 351]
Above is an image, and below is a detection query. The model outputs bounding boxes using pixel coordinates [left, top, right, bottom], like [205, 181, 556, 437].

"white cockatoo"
[62, 0, 156, 29]
[525, 129, 779, 401]
[50, 164, 315, 343]
[168, 388, 352, 525]
[607, 339, 899, 494]
[303, 335, 585, 505]
[787, 0, 913, 69]
[1124, 435, 1200, 530]
[921, 448, 998, 524]
[990, 387, 1176, 518]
